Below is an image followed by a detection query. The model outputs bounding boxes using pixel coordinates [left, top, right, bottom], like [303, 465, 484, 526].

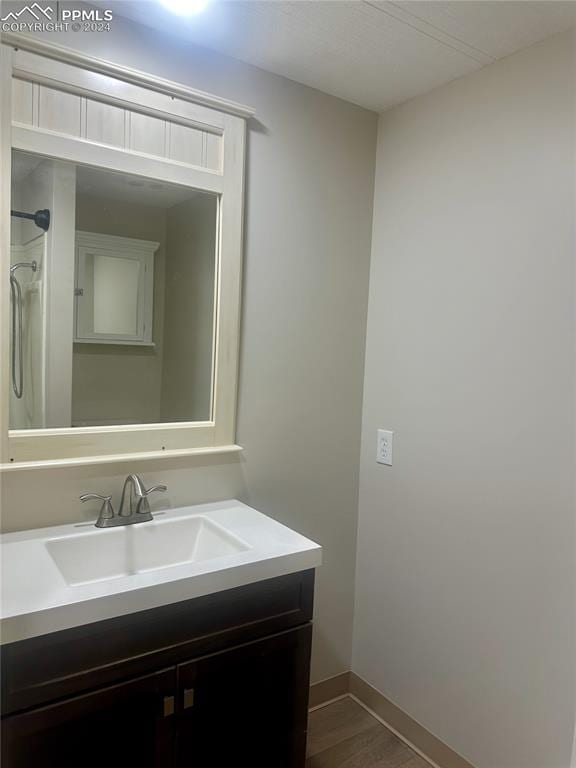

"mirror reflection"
[10, 150, 218, 430]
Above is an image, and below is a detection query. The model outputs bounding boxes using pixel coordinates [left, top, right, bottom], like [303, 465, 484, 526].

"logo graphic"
[1, 2, 112, 31]
[1, 3, 53, 21]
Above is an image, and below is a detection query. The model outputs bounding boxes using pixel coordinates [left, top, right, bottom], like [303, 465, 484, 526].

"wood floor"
[306, 697, 431, 768]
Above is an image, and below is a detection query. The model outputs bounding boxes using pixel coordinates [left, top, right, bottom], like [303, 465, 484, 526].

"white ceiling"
[75, 166, 208, 207]
[104, 0, 576, 111]
[12, 150, 208, 208]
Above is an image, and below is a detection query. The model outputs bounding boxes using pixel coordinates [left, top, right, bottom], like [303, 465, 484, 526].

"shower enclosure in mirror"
[10, 150, 218, 431]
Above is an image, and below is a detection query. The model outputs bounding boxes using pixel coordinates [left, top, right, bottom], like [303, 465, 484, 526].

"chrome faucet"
[80, 474, 167, 528]
[118, 474, 167, 520]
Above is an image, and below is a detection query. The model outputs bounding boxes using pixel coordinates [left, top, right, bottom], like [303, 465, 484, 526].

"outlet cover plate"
[377, 429, 393, 465]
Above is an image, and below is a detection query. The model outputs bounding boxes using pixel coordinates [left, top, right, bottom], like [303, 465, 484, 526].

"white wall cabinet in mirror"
[0, 35, 254, 468]
[75, 232, 158, 346]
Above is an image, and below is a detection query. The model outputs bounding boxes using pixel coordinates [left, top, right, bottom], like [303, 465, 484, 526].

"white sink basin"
[1, 500, 322, 644]
[46, 515, 250, 586]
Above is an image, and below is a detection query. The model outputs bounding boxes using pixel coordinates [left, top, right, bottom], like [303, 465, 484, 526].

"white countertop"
[0, 500, 322, 644]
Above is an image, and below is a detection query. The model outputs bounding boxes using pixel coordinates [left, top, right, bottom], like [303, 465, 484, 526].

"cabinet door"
[74, 232, 157, 345]
[176, 625, 312, 768]
[2, 668, 176, 768]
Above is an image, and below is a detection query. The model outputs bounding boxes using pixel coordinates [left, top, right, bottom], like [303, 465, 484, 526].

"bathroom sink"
[45, 515, 250, 586]
[1, 500, 322, 644]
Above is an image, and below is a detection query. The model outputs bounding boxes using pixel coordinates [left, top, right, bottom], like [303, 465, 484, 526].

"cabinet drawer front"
[2, 570, 314, 715]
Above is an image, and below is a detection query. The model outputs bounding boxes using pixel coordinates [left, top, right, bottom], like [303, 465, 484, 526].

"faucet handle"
[80, 493, 115, 525]
[135, 483, 167, 516]
[144, 484, 167, 495]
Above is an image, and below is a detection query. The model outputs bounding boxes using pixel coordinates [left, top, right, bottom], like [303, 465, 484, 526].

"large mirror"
[10, 149, 218, 430]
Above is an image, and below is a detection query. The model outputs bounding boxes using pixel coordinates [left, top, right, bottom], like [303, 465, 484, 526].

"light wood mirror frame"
[0, 34, 254, 470]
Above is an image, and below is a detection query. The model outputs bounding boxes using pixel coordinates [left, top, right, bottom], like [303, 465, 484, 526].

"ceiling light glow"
[159, 0, 211, 15]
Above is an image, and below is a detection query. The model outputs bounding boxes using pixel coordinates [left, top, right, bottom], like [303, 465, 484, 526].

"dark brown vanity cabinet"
[177, 626, 310, 767]
[1, 571, 314, 768]
[2, 668, 176, 768]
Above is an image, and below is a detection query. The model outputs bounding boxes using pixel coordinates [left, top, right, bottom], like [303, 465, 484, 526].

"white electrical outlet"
[377, 429, 394, 465]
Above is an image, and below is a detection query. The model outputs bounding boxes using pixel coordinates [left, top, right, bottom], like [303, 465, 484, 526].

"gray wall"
[353, 31, 575, 768]
[161, 195, 217, 423]
[2, 13, 377, 682]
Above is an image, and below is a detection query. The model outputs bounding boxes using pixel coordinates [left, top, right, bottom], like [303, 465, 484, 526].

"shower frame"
[9, 259, 38, 400]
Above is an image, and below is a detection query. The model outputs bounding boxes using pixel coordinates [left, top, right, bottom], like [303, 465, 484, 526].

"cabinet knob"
[163, 695, 175, 717]
[183, 688, 195, 709]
